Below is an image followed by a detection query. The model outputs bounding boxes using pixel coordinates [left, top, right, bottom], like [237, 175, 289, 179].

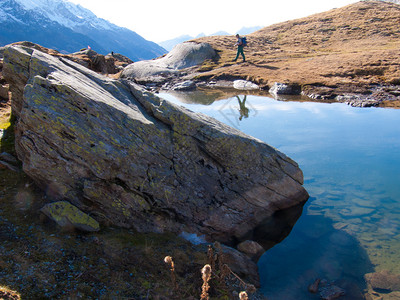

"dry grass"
[193, 1, 400, 89]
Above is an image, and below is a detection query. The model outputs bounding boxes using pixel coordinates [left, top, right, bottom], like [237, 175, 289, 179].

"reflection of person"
[236, 95, 249, 120]
[233, 34, 246, 62]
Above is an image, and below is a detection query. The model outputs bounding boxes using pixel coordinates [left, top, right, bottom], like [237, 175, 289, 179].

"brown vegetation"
[193, 1, 400, 91]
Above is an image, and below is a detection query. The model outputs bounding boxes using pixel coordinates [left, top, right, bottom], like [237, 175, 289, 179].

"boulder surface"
[3, 44, 308, 247]
[121, 42, 216, 82]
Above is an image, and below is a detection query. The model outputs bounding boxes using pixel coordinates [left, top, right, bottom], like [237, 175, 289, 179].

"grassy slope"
[194, 1, 400, 89]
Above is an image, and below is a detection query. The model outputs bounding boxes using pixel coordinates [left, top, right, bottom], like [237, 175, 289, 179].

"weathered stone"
[237, 240, 265, 262]
[269, 82, 301, 95]
[41, 201, 100, 232]
[121, 42, 216, 82]
[3, 44, 308, 248]
[233, 80, 260, 90]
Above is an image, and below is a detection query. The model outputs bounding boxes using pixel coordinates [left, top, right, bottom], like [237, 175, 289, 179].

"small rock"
[171, 80, 196, 91]
[0, 160, 19, 172]
[41, 201, 100, 232]
[0, 84, 9, 100]
[237, 240, 265, 262]
[0, 152, 18, 164]
[308, 278, 321, 293]
[319, 284, 345, 300]
[269, 82, 301, 95]
[233, 80, 259, 90]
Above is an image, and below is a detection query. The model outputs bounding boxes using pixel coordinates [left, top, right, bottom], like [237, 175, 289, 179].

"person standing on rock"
[233, 34, 246, 62]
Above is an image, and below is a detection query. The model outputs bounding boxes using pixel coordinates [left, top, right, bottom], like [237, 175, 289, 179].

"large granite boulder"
[121, 42, 216, 82]
[3, 44, 308, 247]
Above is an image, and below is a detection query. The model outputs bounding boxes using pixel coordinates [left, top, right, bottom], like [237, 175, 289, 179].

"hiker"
[233, 34, 246, 62]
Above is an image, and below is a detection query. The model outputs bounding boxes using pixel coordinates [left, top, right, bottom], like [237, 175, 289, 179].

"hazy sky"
[69, 0, 359, 42]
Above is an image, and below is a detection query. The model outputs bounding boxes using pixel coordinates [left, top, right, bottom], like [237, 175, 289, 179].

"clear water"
[160, 91, 400, 299]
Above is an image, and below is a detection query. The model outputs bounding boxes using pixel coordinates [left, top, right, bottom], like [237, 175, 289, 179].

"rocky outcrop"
[3, 44, 308, 249]
[121, 42, 216, 83]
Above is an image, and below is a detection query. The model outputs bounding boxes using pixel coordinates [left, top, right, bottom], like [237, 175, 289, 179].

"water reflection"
[159, 90, 400, 299]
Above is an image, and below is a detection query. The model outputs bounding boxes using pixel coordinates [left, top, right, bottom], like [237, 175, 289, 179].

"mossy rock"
[41, 201, 100, 232]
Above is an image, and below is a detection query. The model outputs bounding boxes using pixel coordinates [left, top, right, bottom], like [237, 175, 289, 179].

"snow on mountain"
[16, 0, 113, 30]
[0, 0, 167, 60]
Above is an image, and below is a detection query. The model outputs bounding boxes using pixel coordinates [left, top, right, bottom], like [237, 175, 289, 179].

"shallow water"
[160, 91, 400, 299]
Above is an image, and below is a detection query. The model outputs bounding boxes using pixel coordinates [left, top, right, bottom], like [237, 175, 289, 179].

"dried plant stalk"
[164, 256, 178, 290]
[201, 264, 212, 300]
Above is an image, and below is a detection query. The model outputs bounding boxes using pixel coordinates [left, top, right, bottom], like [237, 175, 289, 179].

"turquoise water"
[160, 91, 400, 299]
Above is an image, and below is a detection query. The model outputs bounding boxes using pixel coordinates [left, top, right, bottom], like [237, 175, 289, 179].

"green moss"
[0, 113, 16, 155]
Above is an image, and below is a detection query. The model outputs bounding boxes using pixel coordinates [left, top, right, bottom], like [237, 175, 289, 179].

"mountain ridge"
[0, 0, 167, 61]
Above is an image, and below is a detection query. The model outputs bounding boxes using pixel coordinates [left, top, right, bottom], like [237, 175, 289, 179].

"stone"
[121, 42, 216, 82]
[308, 278, 321, 293]
[0, 84, 9, 100]
[319, 284, 345, 300]
[233, 80, 260, 90]
[269, 82, 301, 95]
[41, 201, 100, 232]
[3, 44, 308, 247]
[171, 80, 196, 91]
[217, 243, 260, 287]
[365, 270, 400, 292]
[0, 160, 19, 172]
[0, 152, 18, 164]
[237, 240, 265, 262]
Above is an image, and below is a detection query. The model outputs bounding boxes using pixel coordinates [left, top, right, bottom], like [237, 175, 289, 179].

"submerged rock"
[3, 44, 308, 248]
[365, 270, 400, 292]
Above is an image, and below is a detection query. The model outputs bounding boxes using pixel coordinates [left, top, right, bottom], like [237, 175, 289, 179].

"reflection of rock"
[4, 44, 309, 249]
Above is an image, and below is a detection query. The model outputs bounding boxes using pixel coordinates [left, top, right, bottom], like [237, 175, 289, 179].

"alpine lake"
[160, 88, 400, 300]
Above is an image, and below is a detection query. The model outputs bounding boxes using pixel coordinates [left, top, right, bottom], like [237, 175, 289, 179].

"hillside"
[193, 1, 400, 98]
[0, 0, 166, 61]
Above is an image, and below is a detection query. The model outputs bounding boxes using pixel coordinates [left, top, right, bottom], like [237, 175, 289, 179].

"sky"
[68, 0, 359, 43]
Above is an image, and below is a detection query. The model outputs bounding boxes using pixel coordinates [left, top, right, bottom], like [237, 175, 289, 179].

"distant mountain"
[236, 26, 263, 35]
[0, 0, 167, 61]
[158, 28, 261, 51]
[158, 35, 193, 52]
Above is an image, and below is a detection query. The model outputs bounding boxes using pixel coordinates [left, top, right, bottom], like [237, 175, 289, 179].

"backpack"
[241, 37, 247, 46]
